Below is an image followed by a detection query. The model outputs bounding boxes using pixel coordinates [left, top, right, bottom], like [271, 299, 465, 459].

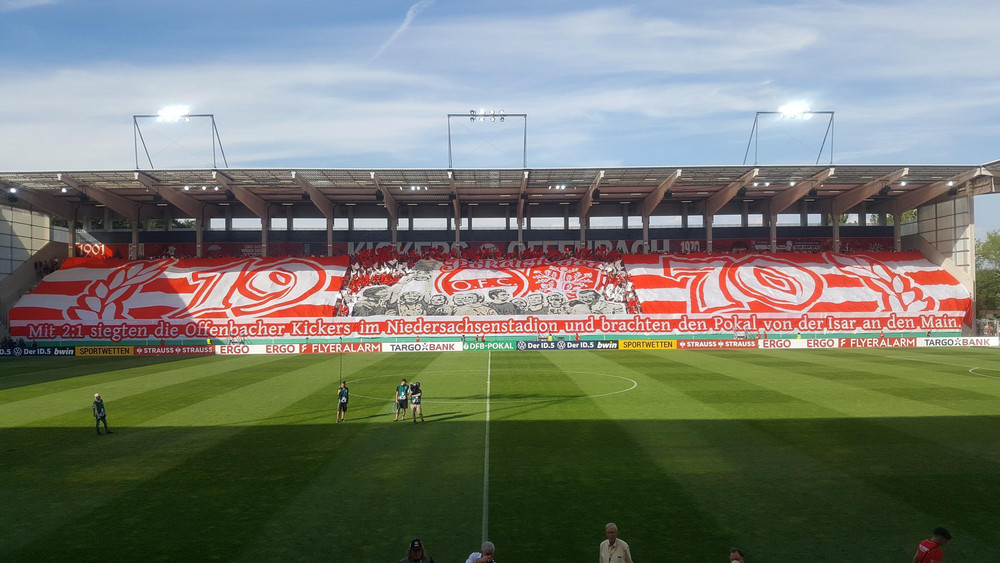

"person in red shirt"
[913, 527, 951, 563]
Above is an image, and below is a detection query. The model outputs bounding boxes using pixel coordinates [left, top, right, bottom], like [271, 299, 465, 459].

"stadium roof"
[1, 163, 997, 222]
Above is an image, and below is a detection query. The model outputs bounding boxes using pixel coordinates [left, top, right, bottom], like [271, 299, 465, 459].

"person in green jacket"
[93, 393, 112, 435]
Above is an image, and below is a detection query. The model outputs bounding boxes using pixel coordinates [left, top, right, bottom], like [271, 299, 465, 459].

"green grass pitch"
[3, 348, 1000, 561]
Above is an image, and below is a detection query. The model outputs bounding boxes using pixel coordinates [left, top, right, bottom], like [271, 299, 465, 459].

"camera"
[410, 382, 420, 392]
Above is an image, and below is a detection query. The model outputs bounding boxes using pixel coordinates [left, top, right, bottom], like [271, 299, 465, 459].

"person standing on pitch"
[336, 380, 349, 423]
[394, 378, 409, 421]
[465, 540, 496, 563]
[93, 393, 112, 435]
[600, 522, 633, 563]
[408, 381, 425, 423]
[399, 538, 434, 563]
[913, 527, 951, 563]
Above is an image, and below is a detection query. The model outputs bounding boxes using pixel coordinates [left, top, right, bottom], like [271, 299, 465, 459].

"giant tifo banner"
[8, 256, 348, 341]
[8, 252, 972, 343]
[624, 251, 973, 331]
[349, 257, 624, 317]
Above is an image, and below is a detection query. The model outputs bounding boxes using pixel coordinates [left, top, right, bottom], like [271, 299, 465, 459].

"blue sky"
[1, 0, 998, 236]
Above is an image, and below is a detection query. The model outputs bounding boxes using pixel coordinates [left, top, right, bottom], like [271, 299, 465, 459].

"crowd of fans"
[34, 258, 60, 277]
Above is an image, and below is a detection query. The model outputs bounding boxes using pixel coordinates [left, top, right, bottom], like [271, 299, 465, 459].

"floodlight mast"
[447, 110, 528, 168]
[742, 107, 835, 165]
[132, 110, 229, 169]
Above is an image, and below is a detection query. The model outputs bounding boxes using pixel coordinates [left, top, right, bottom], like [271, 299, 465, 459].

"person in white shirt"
[465, 541, 496, 563]
[599, 522, 634, 563]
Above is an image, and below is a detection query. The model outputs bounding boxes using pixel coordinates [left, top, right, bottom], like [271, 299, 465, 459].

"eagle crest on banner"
[529, 266, 600, 299]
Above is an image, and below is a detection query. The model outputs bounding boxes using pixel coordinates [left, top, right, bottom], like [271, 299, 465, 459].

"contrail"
[369, 0, 435, 62]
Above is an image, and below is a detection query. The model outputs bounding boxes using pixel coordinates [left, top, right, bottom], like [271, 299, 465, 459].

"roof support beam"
[831, 168, 908, 217]
[641, 169, 682, 217]
[579, 170, 605, 243]
[891, 167, 990, 215]
[135, 172, 208, 220]
[447, 171, 460, 243]
[769, 167, 835, 215]
[291, 171, 335, 220]
[137, 172, 214, 258]
[14, 186, 77, 220]
[59, 173, 140, 223]
[370, 172, 398, 245]
[704, 168, 758, 217]
[516, 171, 529, 250]
[292, 172, 336, 256]
[213, 171, 269, 219]
[578, 170, 605, 220]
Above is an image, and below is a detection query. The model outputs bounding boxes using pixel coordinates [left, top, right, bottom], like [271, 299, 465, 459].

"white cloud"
[2, 2, 1000, 171]
[0, 0, 58, 12]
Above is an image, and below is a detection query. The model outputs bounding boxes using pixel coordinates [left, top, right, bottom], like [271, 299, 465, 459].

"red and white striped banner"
[10, 256, 348, 329]
[624, 251, 971, 322]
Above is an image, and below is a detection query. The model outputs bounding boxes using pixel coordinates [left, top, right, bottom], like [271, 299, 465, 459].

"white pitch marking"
[887, 355, 1000, 379]
[482, 351, 492, 543]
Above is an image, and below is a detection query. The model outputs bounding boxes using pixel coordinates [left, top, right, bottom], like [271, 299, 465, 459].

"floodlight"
[8, 187, 17, 194]
[447, 108, 527, 167]
[156, 105, 191, 123]
[778, 102, 813, 119]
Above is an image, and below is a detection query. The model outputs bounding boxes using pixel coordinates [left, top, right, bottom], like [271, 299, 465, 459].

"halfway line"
[482, 351, 492, 543]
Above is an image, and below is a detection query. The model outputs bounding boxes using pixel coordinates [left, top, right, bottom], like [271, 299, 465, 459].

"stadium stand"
[6, 248, 971, 344]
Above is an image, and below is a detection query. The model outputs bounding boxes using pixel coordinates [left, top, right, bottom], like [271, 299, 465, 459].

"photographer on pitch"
[408, 381, 425, 423]
[465, 541, 496, 563]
